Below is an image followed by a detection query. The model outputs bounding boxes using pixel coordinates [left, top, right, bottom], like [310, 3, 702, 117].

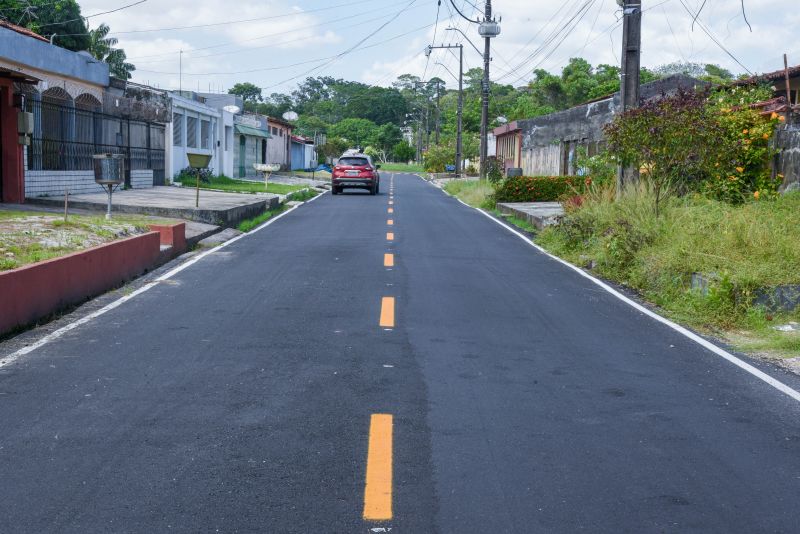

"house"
[197, 92, 242, 178]
[736, 64, 800, 191]
[266, 116, 293, 169]
[506, 74, 702, 177]
[0, 21, 167, 201]
[233, 114, 271, 179]
[166, 91, 223, 180]
[290, 135, 316, 170]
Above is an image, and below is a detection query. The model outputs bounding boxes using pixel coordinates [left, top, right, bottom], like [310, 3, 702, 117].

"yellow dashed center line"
[389, 201, 394, 205]
[363, 414, 393, 521]
[387, 219, 394, 226]
[379, 297, 395, 328]
[386, 232, 394, 241]
[384, 253, 394, 267]
[388, 208, 394, 214]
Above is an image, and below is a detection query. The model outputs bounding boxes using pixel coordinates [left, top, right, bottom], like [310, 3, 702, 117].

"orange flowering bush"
[704, 85, 782, 203]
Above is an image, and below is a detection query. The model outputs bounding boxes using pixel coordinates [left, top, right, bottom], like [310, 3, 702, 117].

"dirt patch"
[0, 212, 150, 271]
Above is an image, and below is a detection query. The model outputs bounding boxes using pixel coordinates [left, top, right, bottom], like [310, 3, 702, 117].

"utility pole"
[435, 82, 441, 145]
[426, 44, 464, 176]
[477, 1, 501, 179]
[617, 0, 641, 194]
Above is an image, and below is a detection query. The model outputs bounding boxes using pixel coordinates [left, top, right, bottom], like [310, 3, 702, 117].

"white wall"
[166, 94, 221, 179]
[216, 110, 234, 177]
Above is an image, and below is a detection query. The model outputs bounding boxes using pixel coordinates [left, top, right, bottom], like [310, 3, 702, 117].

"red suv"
[331, 154, 380, 195]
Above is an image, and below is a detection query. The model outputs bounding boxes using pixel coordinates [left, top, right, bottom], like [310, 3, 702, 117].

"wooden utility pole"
[617, 0, 642, 195]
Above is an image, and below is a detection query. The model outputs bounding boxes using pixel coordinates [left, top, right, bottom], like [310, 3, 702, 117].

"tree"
[229, 82, 263, 104]
[393, 140, 415, 162]
[320, 137, 348, 163]
[329, 118, 378, 148]
[605, 89, 734, 215]
[0, 0, 89, 50]
[294, 115, 329, 138]
[87, 23, 135, 80]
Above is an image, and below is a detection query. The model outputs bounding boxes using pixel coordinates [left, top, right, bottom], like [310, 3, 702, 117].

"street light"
[186, 152, 212, 208]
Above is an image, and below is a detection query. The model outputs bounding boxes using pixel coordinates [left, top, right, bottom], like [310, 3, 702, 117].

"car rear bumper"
[333, 178, 376, 188]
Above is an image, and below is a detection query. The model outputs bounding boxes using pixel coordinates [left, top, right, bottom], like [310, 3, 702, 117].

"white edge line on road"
[0, 191, 328, 367]
[422, 174, 800, 404]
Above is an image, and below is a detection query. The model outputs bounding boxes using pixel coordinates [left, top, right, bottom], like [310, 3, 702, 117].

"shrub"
[485, 156, 503, 183]
[175, 166, 215, 184]
[493, 175, 584, 203]
[423, 143, 454, 173]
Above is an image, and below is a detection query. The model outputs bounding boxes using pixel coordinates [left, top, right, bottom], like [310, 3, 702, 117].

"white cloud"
[73, 0, 800, 92]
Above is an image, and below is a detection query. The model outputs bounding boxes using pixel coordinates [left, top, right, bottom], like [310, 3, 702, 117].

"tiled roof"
[0, 20, 49, 43]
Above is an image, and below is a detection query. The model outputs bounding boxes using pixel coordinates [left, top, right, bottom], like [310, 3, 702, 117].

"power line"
[138, 21, 433, 78]
[132, 3, 426, 63]
[37, 0, 149, 28]
[423, 0, 443, 81]
[677, 0, 752, 74]
[113, 0, 372, 35]
[263, 0, 421, 91]
[448, 0, 479, 23]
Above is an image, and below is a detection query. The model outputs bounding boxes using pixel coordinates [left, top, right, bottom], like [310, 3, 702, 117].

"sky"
[77, 0, 800, 96]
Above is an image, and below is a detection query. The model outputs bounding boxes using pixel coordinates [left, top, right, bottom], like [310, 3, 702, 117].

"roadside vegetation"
[442, 180, 495, 209]
[237, 206, 289, 233]
[0, 210, 169, 271]
[380, 162, 425, 173]
[444, 84, 798, 357]
[174, 172, 304, 195]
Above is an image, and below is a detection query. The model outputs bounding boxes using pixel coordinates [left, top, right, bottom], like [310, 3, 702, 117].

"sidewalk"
[28, 186, 280, 227]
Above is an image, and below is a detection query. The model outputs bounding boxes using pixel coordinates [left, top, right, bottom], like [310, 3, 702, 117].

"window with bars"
[173, 113, 183, 146]
[187, 116, 198, 148]
[201, 120, 210, 149]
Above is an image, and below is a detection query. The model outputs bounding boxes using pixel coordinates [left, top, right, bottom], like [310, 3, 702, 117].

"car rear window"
[338, 157, 369, 167]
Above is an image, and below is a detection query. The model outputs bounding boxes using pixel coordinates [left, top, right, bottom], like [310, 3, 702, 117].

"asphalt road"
[1, 173, 800, 533]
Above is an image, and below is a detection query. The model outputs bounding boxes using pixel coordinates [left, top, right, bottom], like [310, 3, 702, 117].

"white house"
[166, 92, 227, 179]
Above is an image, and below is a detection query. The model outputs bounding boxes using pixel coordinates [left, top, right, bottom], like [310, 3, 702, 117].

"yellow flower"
[742, 129, 749, 134]
[763, 133, 770, 139]
[779, 115, 786, 122]
[754, 191, 760, 200]
[736, 167, 744, 173]
[771, 112, 779, 119]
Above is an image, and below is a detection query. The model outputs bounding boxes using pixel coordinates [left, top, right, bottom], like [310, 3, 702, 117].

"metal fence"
[25, 98, 165, 185]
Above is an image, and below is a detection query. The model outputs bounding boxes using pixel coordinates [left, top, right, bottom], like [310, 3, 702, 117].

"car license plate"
[345, 170, 359, 176]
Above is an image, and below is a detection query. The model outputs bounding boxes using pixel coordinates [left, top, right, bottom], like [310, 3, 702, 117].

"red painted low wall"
[0, 231, 162, 336]
[149, 222, 186, 254]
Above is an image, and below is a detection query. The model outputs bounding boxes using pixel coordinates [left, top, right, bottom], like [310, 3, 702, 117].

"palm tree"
[87, 23, 135, 80]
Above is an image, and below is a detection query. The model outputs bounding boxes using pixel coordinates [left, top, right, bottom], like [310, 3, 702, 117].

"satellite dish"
[282, 111, 299, 121]
[223, 105, 241, 114]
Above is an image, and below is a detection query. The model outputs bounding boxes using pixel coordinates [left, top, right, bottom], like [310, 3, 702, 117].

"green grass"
[0, 210, 172, 271]
[536, 183, 800, 356]
[379, 162, 425, 173]
[443, 179, 495, 209]
[176, 174, 304, 195]
[496, 211, 538, 234]
[288, 188, 319, 202]
[237, 206, 288, 233]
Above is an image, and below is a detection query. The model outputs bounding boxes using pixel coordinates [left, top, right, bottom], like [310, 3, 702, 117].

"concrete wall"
[517, 74, 703, 176]
[0, 27, 109, 87]
[0, 231, 161, 336]
[777, 125, 800, 192]
[24, 169, 153, 197]
[131, 169, 153, 189]
[1, 78, 24, 203]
